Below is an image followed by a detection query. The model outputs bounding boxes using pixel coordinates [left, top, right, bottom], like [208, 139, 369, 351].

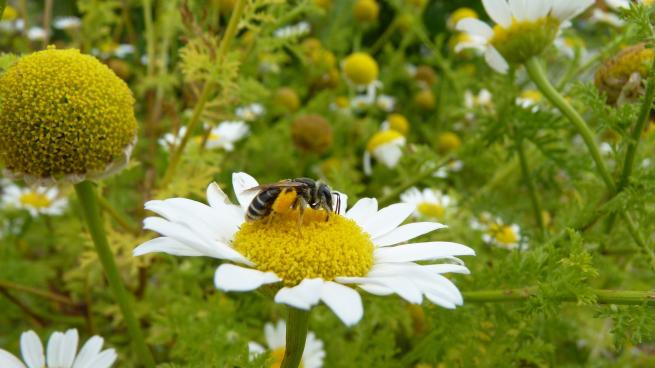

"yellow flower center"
[417, 202, 444, 219]
[520, 89, 542, 103]
[490, 17, 560, 64]
[488, 224, 518, 245]
[2, 5, 18, 21]
[449, 7, 478, 27]
[342, 52, 379, 86]
[270, 348, 303, 368]
[19, 192, 51, 209]
[387, 113, 410, 135]
[233, 208, 374, 286]
[366, 130, 403, 152]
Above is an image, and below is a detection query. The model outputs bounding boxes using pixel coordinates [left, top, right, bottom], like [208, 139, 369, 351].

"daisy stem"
[161, 0, 245, 187]
[515, 136, 545, 238]
[74, 181, 156, 368]
[0, 0, 5, 19]
[281, 307, 310, 368]
[463, 288, 655, 306]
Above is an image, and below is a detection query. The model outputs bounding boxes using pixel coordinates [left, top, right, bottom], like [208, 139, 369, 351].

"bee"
[243, 178, 341, 224]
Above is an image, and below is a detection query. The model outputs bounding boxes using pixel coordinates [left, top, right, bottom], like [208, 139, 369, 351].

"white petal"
[72, 336, 103, 368]
[363, 277, 423, 304]
[526, 0, 552, 20]
[303, 333, 325, 368]
[357, 283, 394, 296]
[0, 350, 26, 368]
[265, 321, 286, 349]
[363, 151, 372, 176]
[233, 172, 259, 210]
[482, 0, 513, 27]
[248, 342, 266, 358]
[46, 332, 63, 368]
[274, 279, 324, 310]
[85, 350, 117, 368]
[373, 144, 403, 168]
[509, 0, 527, 20]
[360, 203, 416, 239]
[456, 18, 493, 39]
[484, 47, 509, 74]
[133, 237, 205, 257]
[345, 198, 378, 225]
[374, 242, 475, 263]
[320, 281, 363, 326]
[20, 331, 44, 368]
[551, 0, 593, 21]
[423, 264, 471, 275]
[373, 222, 446, 247]
[58, 329, 78, 368]
[214, 264, 280, 292]
[206, 182, 231, 208]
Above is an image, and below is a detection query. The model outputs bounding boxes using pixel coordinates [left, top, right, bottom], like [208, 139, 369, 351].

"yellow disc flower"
[342, 52, 379, 86]
[1, 5, 18, 21]
[414, 89, 436, 110]
[353, 0, 379, 23]
[275, 87, 301, 112]
[447, 7, 478, 30]
[436, 132, 462, 154]
[291, 115, 334, 154]
[386, 113, 410, 135]
[0, 47, 137, 184]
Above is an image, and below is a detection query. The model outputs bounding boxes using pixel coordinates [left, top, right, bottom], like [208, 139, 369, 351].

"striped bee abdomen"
[246, 188, 282, 221]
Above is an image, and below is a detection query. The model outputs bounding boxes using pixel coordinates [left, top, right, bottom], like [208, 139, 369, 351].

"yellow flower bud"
[275, 87, 300, 112]
[2, 5, 18, 21]
[414, 65, 437, 87]
[387, 113, 410, 135]
[342, 52, 379, 86]
[291, 115, 333, 154]
[414, 89, 436, 111]
[0, 48, 137, 184]
[353, 0, 379, 23]
[436, 132, 462, 154]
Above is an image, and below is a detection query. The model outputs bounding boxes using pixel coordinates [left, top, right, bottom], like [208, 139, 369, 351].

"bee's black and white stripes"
[246, 187, 282, 221]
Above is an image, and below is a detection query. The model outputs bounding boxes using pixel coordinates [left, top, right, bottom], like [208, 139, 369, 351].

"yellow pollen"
[367, 130, 403, 152]
[488, 224, 518, 245]
[417, 202, 444, 219]
[19, 192, 52, 209]
[270, 348, 303, 368]
[233, 209, 374, 286]
[271, 189, 298, 215]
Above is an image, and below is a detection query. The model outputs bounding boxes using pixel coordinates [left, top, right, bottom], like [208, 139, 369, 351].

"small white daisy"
[236, 103, 265, 122]
[53, 16, 81, 30]
[2, 183, 68, 217]
[114, 44, 135, 59]
[134, 172, 474, 326]
[433, 160, 464, 179]
[363, 131, 406, 175]
[589, 8, 624, 27]
[376, 95, 396, 112]
[248, 320, 325, 368]
[471, 212, 523, 250]
[456, 0, 594, 73]
[204, 121, 250, 151]
[400, 188, 454, 220]
[27, 26, 46, 41]
[159, 126, 188, 149]
[516, 89, 543, 112]
[0, 329, 117, 368]
[273, 21, 311, 39]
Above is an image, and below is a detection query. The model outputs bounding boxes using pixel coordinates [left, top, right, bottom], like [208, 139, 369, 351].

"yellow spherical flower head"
[353, 0, 379, 23]
[595, 43, 654, 105]
[2, 5, 18, 21]
[291, 115, 333, 154]
[274, 87, 300, 112]
[387, 113, 410, 135]
[0, 47, 137, 184]
[342, 52, 379, 86]
[435, 132, 462, 154]
[447, 7, 478, 30]
[414, 89, 436, 110]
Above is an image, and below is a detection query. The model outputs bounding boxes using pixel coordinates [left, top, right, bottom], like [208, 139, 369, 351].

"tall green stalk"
[161, 0, 246, 187]
[0, 0, 6, 22]
[74, 181, 155, 368]
[515, 136, 545, 237]
[281, 307, 310, 368]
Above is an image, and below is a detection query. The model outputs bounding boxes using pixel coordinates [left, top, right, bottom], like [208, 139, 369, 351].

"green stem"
[97, 195, 140, 235]
[0, 0, 5, 20]
[142, 0, 156, 78]
[378, 155, 453, 207]
[161, 0, 245, 187]
[281, 307, 310, 368]
[0, 279, 75, 305]
[369, 16, 400, 55]
[463, 288, 655, 306]
[515, 136, 545, 237]
[526, 57, 615, 192]
[74, 181, 155, 368]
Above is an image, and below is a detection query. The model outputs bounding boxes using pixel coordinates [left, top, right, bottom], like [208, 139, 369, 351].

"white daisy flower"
[363, 131, 406, 175]
[589, 8, 624, 27]
[456, 0, 594, 73]
[516, 89, 543, 112]
[273, 21, 311, 39]
[236, 103, 265, 122]
[0, 329, 117, 368]
[464, 89, 493, 110]
[27, 26, 46, 41]
[433, 160, 464, 179]
[114, 44, 135, 59]
[159, 126, 188, 149]
[471, 212, 523, 250]
[53, 16, 81, 30]
[248, 320, 325, 368]
[134, 172, 475, 326]
[376, 95, 396, 112]
[400, 188, 454, 220]
[2, 183, 68, 217]
[607, 0, 654, 9]
[204, 121, 250, 151]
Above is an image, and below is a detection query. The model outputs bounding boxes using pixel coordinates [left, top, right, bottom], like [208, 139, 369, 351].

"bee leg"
[296, 197, 308, 238]
[322, 203, 331, 222]
[266, 212, 275, 225]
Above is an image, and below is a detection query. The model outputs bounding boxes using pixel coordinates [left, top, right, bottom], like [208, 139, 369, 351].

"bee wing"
[238, 181, 307, 196]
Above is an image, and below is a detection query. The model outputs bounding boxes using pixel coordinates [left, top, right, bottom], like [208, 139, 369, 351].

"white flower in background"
[204, 121, 250, 151]
[589, 8, 624, 27]
[114, 44, 135, 59]
[400, 188, 454, 220]
[273, 21, 311, 39]
[134, 172, 474, 326]
[405, 63, 417, 77]
[464, 89, 493, 120]
[553, 36, 586, 59]
[0, 329, 117, 368]
[471, 212, 523, 250]
[248, 320, 325, 368]
[2, 183, 67, 217]
[456, 0, 594, 73]
[433, 160, 464, 179]
[27, 26, 46, 41]
[363, 130, 406, 175]
[516, 89, 543, 112]
[53, 16, 81, 30]
[376, 94, 395, 112]
[607, 0, 654, 9]
[351, 95, 374, 111]
[159, 126, 188, 149]
[236, 103, 265, 122]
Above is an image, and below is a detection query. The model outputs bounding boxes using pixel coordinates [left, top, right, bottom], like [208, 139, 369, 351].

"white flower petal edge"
[20, 331, 44, 368]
